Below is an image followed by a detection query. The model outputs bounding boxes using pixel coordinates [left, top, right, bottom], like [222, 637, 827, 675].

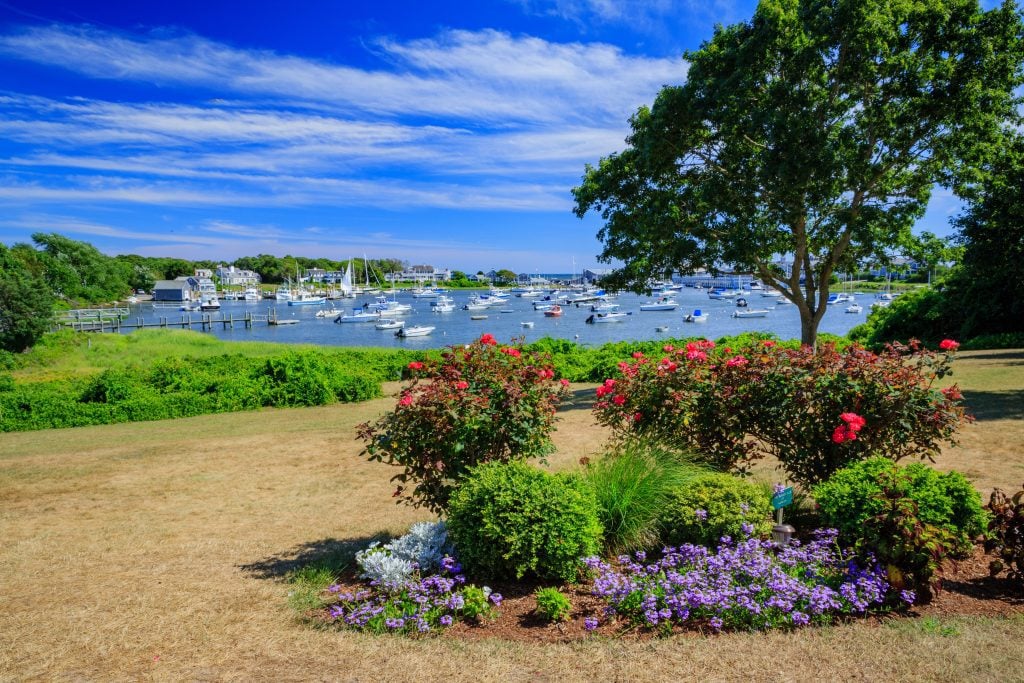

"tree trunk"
[799, 309, 818, 350]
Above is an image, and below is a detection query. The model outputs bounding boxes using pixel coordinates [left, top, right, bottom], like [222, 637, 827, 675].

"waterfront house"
[152, 279, 192, 302]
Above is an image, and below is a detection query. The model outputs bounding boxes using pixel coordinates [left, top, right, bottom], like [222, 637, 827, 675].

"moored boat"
[684, 309, 708, 323]
[733, 309, 770, 318]
[544, 305, 563, 317]
[639, 296, 679, 311]
[395, 325, 435, 338]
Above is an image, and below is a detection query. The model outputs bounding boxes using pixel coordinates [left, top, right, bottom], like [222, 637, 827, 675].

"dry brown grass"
[2, 352, 1023, 682]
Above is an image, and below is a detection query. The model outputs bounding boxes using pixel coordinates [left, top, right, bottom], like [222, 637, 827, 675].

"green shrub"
[814, 457, 988, 557]
[0, 373, 14, 392]
[447, 461, 603, 583]
[856, 471, 957, 603]
[534, 587, 572, 622]
[659, 473, 773, 548]
[582, 445, 707, 554]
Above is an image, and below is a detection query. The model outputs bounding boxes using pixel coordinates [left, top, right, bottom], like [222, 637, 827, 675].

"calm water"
[125, 288, 867, 349]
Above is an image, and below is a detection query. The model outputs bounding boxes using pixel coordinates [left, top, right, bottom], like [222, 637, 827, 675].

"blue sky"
[0, 0, 967, 272]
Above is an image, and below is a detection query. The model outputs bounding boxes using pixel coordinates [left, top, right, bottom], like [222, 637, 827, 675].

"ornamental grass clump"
[585, 528, 905, 634]
[357, 334, 570, 513]
[593, 338, 969, 486]
[582, 444, 708, 555]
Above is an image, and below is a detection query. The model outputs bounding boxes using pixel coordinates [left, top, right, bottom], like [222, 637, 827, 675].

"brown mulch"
[320, 546, 1023, 643]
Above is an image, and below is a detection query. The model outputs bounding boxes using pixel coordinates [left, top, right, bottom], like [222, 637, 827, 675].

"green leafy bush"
[855, 471, 956, 603]
[659, 473, 772, 548]
[0, 349, 381, 432]
[446, 460, 603, 583]
[582, 445, 707, 554]
[534, 587, 572, 622]
[358, 334, 570, 512]
[594, 338, 970, 486]
[814, 457, 987, 557]
[984, 485, 1024, 582]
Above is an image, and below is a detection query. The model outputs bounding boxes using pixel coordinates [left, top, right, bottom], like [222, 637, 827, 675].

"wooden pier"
[55, 310, 298, 333]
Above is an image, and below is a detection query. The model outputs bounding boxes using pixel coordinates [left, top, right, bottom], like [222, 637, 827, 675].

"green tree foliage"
[573, 0, 1024, 348]
[852, 135, 1024, 345]
[495, 269, 517, 283]
[31, 233, 133, 303]
[0, 245, 54, 352]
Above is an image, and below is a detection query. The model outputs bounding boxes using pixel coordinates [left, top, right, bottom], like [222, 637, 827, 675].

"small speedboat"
[521, 321, 535, 328]
[544, 305, 563, 317]
[470, 314, 488, 320]
[735, 298, 749, 308]
[585, 312, 628, 324]
[845, 303, 863, 314]
[395, 325, 435, 338]
[315, 307, 341, 318]
[375, 318, 403, 329]
[655, 325, 670, 332]
[684, 309, 708, 323]
[733, 309, 770, 318]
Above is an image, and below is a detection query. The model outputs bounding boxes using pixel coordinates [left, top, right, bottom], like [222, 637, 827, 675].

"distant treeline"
[1, 232, 413, 306]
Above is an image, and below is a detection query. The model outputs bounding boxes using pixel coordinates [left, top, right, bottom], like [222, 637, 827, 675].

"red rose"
[408, 361, 424, 370]
[939, 339, 960, 351]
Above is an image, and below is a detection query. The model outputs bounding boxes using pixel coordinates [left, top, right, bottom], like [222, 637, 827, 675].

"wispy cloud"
[0, 25, 684, 125]
[0, 24, 683, 221]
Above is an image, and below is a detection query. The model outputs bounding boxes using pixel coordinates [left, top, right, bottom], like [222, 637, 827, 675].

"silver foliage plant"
[355, 520, 452, 587]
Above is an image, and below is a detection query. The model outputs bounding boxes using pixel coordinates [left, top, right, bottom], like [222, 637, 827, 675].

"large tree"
[574, 0, 1023, 347]
[0, 245, 54, 352]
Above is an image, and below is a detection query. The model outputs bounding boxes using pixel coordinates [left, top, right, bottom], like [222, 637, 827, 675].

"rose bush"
[357, 334, 570, 512]
[593, 339, 970, 487]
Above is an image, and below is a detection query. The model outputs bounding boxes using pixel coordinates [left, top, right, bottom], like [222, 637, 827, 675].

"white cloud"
[0, 25, 685, 126]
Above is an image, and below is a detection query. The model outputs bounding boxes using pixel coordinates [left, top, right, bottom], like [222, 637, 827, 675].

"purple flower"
[900, 590, 916, 605]
[709, 616, 723, 630]
[439, 614, 454, 626]
[489, 593, 503, 606]
[694, 509, 708, 522]
[791, 611, 810, 626]
[584, 617, 599, 631]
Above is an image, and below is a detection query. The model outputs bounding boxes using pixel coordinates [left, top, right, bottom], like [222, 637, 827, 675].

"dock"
[54, 309, 299, 333]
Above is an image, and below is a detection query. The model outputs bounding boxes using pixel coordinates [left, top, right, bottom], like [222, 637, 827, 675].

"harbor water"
[123, 288, 869, 349]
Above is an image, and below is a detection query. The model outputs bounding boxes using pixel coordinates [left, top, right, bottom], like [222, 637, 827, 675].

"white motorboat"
[521, 321, 535, 328]
[431, 296, 456, 312]
[200, 295, 221, 311]
[707, 289, 739, 299]
[733, 309, 770, 318]
[591, 302, 620, 312]
[244, 286, 261, 302]
[334, 308, 380, 323]
[846, 303, 863, 314]
[585, 312, 628, 323]
[395, 325, 435, 338]
[315, 307, 341, 318]
[684, 309, 708, 323]
[375, 318, 403, 329]
[639, 297, 679, 311]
